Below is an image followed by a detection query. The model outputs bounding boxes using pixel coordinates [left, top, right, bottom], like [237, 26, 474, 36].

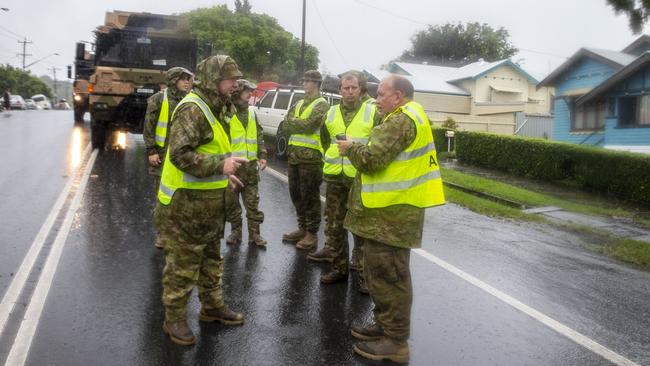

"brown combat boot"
[306, 247, 335, 262]
[282, 228, 306, 242]
[199, 307, 245, 326]
[226, 230, 242, 245]
[296, 232, 317, 250]
[320, 270, 347, 284]
[353, 337, 409, 364]
[351, 323, 384, 341]
[162, 320, 196, 346]
[249, 233, 268, 247]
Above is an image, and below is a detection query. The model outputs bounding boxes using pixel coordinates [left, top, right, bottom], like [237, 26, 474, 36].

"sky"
[0, 0, 645, 85]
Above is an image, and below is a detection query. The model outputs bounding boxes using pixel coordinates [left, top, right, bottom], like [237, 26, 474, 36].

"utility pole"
[299, 0, 306, 78]
[50, 67, 59, 99]
[18, 38, 32, 70]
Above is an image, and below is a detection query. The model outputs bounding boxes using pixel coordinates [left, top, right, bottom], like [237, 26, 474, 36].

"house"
[365, 59, 553, 134]
[538, 35, 650, 153]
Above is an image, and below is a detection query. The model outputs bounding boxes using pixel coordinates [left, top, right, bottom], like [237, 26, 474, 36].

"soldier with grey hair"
[337, 75, 445, 363]
[153, 55, 249, 346]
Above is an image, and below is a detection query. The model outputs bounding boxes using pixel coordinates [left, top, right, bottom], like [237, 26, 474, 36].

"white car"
[253, 87, 340, 158]
[9, 95, 26, 110]
[24, 99, 37, 110]
[31, 94, 52, 110]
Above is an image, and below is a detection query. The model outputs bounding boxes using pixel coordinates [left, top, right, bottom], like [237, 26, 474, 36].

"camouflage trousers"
[324, 181, 364, 277]
[225, 179, 264, 237]
[153, 189, 227, 322]
[362, 237, 412, 342]
[288, 163, 322, 233]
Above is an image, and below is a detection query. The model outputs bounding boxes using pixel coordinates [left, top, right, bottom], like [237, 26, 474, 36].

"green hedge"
[432, 127, 454, 153]
[454, 131, 650, 206]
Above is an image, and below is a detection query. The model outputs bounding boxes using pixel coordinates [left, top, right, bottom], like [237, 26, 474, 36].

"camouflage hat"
[194, 55, 243, 92]
[302, 70, 322, 82]
[236, 79, 257, 92]
[166, 67, 194, 87]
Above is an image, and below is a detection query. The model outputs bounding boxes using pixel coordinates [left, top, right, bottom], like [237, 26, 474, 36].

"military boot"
[306, 247, 335, 262]
[162, 320, 196, 346]
[296, 232, 317, 250]
[353, 337, 409, 364]
[320, 270, 347, 284]
[351, 323, 384, 341]
[282, 228, 306, 243]
[249, 233, 268, 247]
[199, 307, 245, 326]
[226, 230, 242, 245]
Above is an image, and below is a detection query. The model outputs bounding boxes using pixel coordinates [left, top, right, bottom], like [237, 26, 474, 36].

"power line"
[518, 47, 569, 59]
[352, 0, 428, 25]
[17, 38, 32, 69]
[0, 25, 24, 39]
[312, 0, 349, 69]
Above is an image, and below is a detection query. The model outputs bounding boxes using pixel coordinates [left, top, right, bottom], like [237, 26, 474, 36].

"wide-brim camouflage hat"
[302, 70, 322, 82]
[237, 79, 257, 91]
[194, 55, 243, 91]
[166, 67, 194, 86]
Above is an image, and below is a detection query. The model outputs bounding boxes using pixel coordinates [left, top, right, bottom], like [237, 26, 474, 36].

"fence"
[514, 112, 554, 139]
[428, 112, 516, 135]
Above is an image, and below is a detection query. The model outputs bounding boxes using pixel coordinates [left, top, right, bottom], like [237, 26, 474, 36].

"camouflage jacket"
[230, 102, 267, 184]
[343, 107, 424, 248]
[165, 87, 234, 199]
[283, 93, 329, 165]
[321, 99, 382, 185]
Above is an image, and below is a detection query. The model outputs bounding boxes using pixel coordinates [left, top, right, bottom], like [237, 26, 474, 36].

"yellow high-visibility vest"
[360, 101, 445, 208]
[323, 102, 376, 177]
[229, 109, 258, 161]
[157, 92, 231, 205]
[154, 89, 169, 147]
[288, 96, 327, 153]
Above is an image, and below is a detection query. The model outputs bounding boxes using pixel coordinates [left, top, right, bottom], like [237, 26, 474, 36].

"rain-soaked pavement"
[1, 111, 650, 365]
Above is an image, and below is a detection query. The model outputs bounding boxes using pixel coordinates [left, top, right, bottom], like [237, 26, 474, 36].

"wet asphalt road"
[1, 111, 649, 365]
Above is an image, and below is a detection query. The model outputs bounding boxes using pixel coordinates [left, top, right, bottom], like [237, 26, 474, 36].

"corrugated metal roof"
[366, 65, 470, 96]
[583, 48, 636, 66]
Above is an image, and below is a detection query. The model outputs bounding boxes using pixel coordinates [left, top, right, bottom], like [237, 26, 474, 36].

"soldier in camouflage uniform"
[224, 79, 268, 246]
[281, 70, 330, 250]
[143, 67, 194, 249]
[153, 55, 248, 346]
[338, 75, 445, 363]
[307, 71, 380, 293]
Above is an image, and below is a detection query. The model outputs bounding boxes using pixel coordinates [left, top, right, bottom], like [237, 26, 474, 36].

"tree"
[234, 0, 252, 15]
[184, 5, 319, 83]
[398, 22, 518, 66]
[0, 65, 52, 98]
[607, 0, 650, 34]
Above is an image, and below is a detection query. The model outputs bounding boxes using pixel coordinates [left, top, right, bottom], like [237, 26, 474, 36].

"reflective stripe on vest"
[157, 92, 231, 205]
[155, 89, 169, 147]
[288, 96, 327, 153]
[360, 101, 445, 208]
[229, 110, 258, 161]
[323, 102, 376, 177]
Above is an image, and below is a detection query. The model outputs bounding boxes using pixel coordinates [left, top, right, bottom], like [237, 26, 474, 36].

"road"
[0, 110, 649, 365]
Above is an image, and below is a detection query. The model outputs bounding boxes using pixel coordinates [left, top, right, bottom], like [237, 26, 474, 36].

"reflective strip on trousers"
[290, 135, 320, 146]
[361, 170, 441, 193]
[394, 142, 436, 161]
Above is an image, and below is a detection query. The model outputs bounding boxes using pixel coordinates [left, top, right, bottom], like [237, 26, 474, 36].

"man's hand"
[148, 153, 161, 167]
[229, 175, 244, 189]
[223, 157, 249, 176]
[258, 159, 267, 171]
[337, 138, 353, 156]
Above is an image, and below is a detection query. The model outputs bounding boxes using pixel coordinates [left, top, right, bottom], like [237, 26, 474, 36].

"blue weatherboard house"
[539, 36, 650, 154]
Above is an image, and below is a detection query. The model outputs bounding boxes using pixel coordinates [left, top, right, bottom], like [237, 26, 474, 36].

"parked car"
[31, 94, 52, 110]
[253, 87, 340, 159]
[10, 95, 27, 110]
[24, 99, 37, 110]
[54, 99, 71, 110]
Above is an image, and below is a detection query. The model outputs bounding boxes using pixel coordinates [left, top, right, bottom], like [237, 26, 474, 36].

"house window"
[618, 96, 650, 127]
[571, 100, 605, 131]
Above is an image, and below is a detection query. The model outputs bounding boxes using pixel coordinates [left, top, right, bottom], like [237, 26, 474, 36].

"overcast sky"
[0, 0, 644, 86]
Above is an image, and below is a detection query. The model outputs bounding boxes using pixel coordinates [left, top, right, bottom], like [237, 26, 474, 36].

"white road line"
[263, 166, 639, 366]
[5, 148, 98, 366]
[0, 143, 91, 336]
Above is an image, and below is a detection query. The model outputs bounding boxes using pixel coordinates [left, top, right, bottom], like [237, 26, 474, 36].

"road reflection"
[70, 126, 82, 168]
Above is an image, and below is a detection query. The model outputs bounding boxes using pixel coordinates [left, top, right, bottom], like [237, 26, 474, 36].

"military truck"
[70, 43, 94, 123]
[78, 11, 197, 148]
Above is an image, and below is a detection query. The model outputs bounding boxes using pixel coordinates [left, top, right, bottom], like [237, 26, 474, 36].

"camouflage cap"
[166, 67, 194, 87]
[236, 79, 257, 92]
[302, 70, 322, 82]
[194, 55, 243, 92]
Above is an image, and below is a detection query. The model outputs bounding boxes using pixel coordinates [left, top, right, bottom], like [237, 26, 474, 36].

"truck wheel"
[74, 106, 84, 123]
[275, 132, 288, 160]
[90, 117, 106, 150]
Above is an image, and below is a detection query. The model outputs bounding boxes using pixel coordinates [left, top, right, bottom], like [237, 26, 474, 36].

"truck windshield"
[94, 30, 196, 70]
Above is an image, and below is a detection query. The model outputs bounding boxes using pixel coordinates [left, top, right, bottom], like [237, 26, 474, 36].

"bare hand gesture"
[148, 153, 161, 167]
[258, 159, 267, 171]
[223, 157, 249, 176]
[229, 175, 244, 189]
